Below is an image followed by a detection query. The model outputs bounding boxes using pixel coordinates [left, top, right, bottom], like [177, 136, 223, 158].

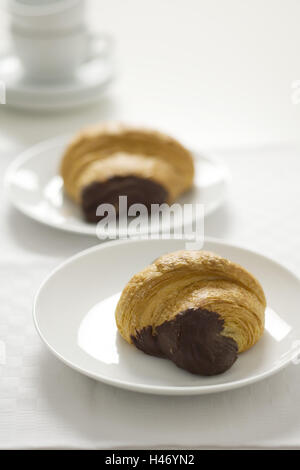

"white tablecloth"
[1, 0, 300, 450]
[0, 144, 300, 449]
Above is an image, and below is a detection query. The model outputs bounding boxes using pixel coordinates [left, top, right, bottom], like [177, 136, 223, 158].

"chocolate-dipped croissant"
[60, 123, 195, 222]
[115, 250, 266, 376]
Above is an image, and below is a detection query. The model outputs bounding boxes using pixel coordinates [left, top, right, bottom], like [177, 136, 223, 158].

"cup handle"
[86, 32, 113, 62]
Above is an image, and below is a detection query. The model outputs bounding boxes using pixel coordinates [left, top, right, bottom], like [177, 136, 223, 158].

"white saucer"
[33, 237, 300, 395]
[5, 134, 230, 237]
[0, 53, 113, 111]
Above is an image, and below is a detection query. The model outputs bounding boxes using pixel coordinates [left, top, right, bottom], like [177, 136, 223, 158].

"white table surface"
[0, 0, 300, 449]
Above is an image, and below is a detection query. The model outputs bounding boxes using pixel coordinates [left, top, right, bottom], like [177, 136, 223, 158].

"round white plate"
[5, 135, 230, 237]
[0, 53, 113, 111]
[34, 238, 300, 395]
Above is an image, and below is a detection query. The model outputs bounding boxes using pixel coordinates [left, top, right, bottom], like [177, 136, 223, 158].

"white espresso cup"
[10, 25, 111, 82]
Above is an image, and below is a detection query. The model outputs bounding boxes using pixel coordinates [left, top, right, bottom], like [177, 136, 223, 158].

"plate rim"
[4, 133, 231, 236]
[33, 236, 300, 395]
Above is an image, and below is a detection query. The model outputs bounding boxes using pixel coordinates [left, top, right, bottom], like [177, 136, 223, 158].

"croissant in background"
[115, 250, 266, 376]
[60, 123, 195, 222]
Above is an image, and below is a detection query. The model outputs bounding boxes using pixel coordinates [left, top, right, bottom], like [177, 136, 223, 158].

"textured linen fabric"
[1, 0, 300, 449]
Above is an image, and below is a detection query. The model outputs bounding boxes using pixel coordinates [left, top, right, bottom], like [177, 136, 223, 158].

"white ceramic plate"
[5, 135, 230, 237]
[33, 238, 300, 395]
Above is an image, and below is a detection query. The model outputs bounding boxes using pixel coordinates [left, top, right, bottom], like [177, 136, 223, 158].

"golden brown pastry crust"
[115, 250, 266, 356]
[60, 122, 195, 204]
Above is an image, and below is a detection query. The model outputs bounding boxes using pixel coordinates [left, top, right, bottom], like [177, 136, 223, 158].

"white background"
[0, 0, 300, 449]
[2, 0, 300, 149]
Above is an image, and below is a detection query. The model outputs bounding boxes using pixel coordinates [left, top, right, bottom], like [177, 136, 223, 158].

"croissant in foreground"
[60, 123, 194, 222]
[115, 250, 266, 376]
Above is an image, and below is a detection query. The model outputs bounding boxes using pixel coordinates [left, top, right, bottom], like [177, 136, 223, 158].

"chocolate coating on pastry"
[81, 176, 168, 223]
[131, 308, 238, 376]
